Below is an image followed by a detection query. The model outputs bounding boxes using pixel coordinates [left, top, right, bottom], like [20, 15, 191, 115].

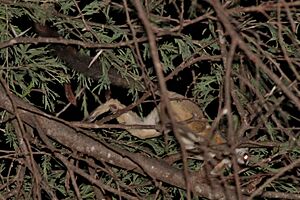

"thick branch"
[34, 23, 145, 91]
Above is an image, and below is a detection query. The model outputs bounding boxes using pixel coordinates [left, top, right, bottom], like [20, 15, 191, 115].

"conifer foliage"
[0, 0, 299, 199]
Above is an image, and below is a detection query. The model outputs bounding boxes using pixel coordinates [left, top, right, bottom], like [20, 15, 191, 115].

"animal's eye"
[235, 148, 249, 165]
[243, 153, 250, 165]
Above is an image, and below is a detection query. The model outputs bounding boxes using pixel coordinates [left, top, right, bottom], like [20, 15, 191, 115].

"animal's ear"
[87, 99, 125, 122]
[105, 99, 125, 111]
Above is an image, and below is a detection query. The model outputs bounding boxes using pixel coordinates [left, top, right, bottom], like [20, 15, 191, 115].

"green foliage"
[193, 74, 220, 110]
[4, 123, 18, 149]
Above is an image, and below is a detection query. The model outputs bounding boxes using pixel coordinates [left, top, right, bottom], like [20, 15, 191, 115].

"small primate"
[88, 91, 249, 174]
